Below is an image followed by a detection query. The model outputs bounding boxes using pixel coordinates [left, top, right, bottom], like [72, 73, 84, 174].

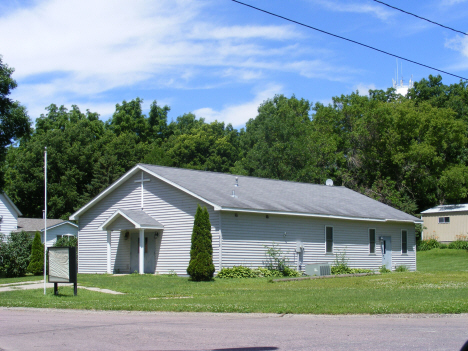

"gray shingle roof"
[118, 209, 164, 228]
[15, 218, 66, 232]
[139, 164, 420, 223]
[421, 204, 468, 214]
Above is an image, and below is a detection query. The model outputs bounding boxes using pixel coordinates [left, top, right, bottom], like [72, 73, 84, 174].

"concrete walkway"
[0, 280, 124, 294]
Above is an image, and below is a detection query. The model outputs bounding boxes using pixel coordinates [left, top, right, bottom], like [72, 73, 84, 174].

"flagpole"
[44, 147, 47, 295]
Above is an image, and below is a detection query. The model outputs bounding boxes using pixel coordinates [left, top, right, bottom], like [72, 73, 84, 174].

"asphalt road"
[1, 308, 467, 351]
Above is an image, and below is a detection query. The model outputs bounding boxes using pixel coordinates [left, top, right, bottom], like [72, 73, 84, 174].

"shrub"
[448, 240, 468, 250]
[54, 235, 78, 247]
[395, 265, 408, 272]
[0, 231, 33, 277]
[263, 243, 288, 271]
[217, 266, 257, 278]
[379, 265, 391, 273]
[417, 238, 440, 251]
[27, 232, 44, 275]
[187, 205, 215, 281]
[439, 243, 448, 249]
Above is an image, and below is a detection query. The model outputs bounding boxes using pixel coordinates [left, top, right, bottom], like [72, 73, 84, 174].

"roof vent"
[325, 179, 333, 186]
[235, 177, 239, 187]
[231, 190, 237, 198]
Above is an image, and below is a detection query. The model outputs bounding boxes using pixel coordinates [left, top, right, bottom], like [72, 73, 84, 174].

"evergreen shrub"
[187, 205, 215, 281]
[27, 232, 44, 275]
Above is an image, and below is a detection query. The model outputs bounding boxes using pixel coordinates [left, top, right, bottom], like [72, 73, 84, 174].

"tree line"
[2, 56, 468, 219]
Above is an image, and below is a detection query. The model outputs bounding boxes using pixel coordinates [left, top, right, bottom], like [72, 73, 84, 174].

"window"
[438, 217, 450, 224]
[325, 226, 333, 253]
[401, 230, 408, 254]
[369, 229, 376, 254]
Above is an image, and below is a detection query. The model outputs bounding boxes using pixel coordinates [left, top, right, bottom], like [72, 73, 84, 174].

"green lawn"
[417, 249, 468, 272]
[0, 249, 467, 314]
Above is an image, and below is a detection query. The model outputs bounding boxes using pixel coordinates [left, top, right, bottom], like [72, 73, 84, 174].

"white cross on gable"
[134, 172, 150, 210]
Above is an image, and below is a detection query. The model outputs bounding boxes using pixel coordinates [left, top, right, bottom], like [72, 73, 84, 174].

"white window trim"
[369, 228, 376, 254]
[325, 226, 334, 254]
[401, 229, 408, 255]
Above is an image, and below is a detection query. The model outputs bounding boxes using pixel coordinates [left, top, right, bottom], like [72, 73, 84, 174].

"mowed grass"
[0, 249, 467, 314]
[417, 249, 468, 272]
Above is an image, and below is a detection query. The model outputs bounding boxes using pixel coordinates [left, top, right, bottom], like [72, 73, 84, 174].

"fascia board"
[69, 165, 141, 220]
[139, 165, 221, 210]
[98, 210, 140, 231]
[40, 221, 78, 232]
[218, 207, 421, 224]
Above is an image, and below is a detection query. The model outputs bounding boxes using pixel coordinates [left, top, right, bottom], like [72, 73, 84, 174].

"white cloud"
[441, 0, 468, 5]
[354, 83, 377, 96]
[445, 36, 468, 70]
[193, 85, 283, 127]
[309, 0, 393, 21]
[1, 0, 360, 124]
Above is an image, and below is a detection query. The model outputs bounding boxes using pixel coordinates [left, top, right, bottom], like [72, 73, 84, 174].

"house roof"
[15, 218, 77, 233]
[99, 209, 164, 230]
[70, 164, 421, 223]
[421, 204, 468, 215]
[1, 192, 22, 217]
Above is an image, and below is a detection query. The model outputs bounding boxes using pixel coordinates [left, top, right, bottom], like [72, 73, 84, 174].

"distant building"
[0, 192, 77, 246]
[15, 218, 78, 247]
[0, 193, 22, 238]
[421, 204, 468, 243]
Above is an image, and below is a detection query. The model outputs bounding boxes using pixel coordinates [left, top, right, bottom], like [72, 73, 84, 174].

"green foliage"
[0, 231, 32, 277]
[379, 266, 391, 273]
[187, 205, 215, 281]
[448, 240, 468, 250]
[395, 265, 409, 272]
[263, 243, 288, 271]
[0, 56, 31, 190]
[216, 266, 300, 279]
[54, 235, 78, 247]
[27, 232, 44, 275]
[330, 251, 372, 275]
[417, 239, 441, 251]
[217, 266, 258, 278]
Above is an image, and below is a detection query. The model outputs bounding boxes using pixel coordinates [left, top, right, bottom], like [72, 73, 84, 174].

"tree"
[0, 231, 32, 277]
[233, 94, 336, 184]
[187, 205, 214, 281]
[0, 56, 31, 190]
[27, 232, 44, 275]
[4, 104, 105, 218]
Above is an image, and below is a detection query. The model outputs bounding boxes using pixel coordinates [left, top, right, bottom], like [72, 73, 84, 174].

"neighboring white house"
[0, 192, 23, 238]
[421, 204, 468, 243]
[70, 164, 421, 275]
[15, 218, 78, 247]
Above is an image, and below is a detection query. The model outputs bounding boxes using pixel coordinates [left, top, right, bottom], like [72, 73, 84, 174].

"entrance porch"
[98, 209, 164, 274]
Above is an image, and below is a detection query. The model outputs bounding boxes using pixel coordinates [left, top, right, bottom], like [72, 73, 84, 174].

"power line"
[230, 0, 468, 81]
[373, 0, 467, 36]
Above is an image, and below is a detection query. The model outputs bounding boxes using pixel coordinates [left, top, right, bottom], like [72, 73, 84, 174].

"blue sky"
[1, 0, 467, 129]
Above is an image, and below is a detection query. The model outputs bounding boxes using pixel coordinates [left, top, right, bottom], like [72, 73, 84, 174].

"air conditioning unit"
[305, 263, 331, 277]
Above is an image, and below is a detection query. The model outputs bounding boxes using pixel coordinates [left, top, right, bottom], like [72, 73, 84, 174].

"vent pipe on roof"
[326, 179, 334, 186]
[231, 190, 237, 198]
[235, 177, 239, 187]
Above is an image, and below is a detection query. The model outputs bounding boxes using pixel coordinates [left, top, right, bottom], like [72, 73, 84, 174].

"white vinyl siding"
[43, 223, 78, 248]
[220, 212, 416, 271]
[0, 194, 20, 238]
[78, 171, 219, 275]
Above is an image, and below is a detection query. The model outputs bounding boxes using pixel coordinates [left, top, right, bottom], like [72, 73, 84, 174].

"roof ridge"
[138, 163, 342, 188]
